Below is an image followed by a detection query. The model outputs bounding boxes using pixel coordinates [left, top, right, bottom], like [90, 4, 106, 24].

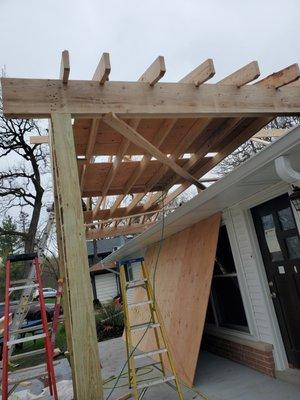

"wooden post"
[50, 113, 103, 400]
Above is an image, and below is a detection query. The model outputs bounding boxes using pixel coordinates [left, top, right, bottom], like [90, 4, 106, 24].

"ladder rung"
[9, 284, 38, 292]
[10, 324, 45, 334]
[134, 348, 167, 360]
[128, 300, 153, 308]
[8, 370, 48, 385]
[127, 279, 147, 289]
[10, 279, 35, 285]
[7, 333, 46, 347]
[131, 323, 160, 332]
[10, 348, 46, 361]
[137, 376, 175, 389]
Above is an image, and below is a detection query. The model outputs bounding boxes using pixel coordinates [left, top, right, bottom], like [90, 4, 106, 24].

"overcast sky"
[0, 0, 299, 82]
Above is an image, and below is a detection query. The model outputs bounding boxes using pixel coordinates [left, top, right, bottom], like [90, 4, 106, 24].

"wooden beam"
[93, 52, 111, 84]
[50, 113, 103, 399]
[109, 118, 177, 215]
[2, 78, 300, 118]
[218, 61, 260, 87]
[256, 63, 300, 89]
[86, 221, 155, 240]
[180, 58, 215, 86]
[94, 56, 168, 216]
[60, 50, 70, 84]
[138, 56, 166, 86]
[253, 128, 288, 138]
[30, 135, 49, 144]
[102, 113, 202, 188]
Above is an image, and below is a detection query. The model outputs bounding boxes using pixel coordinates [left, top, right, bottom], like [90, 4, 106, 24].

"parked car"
[33, 287, 57, 300]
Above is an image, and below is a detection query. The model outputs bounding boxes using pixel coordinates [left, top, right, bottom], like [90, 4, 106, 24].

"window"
[206, 225, 249, 332]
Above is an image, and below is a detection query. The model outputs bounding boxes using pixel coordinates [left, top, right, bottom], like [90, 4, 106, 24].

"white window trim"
[232, 182, 291, 370]
[222, 209, 259, 339]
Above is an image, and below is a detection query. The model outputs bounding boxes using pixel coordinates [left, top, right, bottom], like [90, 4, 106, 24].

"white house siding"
[227, 204, 288, 370]
[95, 273, 118, 304]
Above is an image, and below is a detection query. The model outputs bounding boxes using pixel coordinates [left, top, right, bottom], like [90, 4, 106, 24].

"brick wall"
[202, 333, 275, 377]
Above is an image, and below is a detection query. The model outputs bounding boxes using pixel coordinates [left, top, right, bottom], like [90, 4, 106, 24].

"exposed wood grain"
[30, 136, 49, 144]
[93, 52, 111, 84]
[138, 56, 166, 86]
[50, 113, 103, 399]
[180, 58, 215, 86]
[218, 61, 260, 87]
[60, 50, 70, 84]
[86, 221, 155, 240]
[129, 214, 221, 385]
[102, 113, 202, 188]
[2, 78, 300, 118]
[256, 63, 300, 89]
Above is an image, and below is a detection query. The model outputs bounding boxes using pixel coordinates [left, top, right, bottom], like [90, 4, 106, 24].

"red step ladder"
[1, 253, 58, 400]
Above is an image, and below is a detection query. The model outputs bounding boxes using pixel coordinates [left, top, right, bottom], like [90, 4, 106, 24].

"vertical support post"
[50, 113, 103, 400]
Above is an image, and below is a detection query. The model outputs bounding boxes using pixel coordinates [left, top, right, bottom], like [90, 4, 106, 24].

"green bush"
[95, 301, 124, 341]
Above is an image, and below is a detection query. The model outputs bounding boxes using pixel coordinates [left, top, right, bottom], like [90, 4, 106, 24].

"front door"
[252, 194, 300, 368]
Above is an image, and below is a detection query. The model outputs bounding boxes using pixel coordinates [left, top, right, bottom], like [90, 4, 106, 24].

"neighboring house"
[103, 126, 300, 384]
[87, 236, 138, 304]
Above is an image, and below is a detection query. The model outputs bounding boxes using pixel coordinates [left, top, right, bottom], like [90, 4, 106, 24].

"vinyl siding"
[95, 273, 118, 304]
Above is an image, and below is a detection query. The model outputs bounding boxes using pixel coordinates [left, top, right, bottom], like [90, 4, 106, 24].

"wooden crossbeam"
[3, 78, 300, 118]
[109, 119, 177, 215]
[102, 112, 203, 188]
[138, 56, 166, 86]
[93, 52, 111, 84]
[86, 221, 155, 240]
[253, 128, 288, 138]
[30, 136, 49, 144]
[60, 50, 70, 84]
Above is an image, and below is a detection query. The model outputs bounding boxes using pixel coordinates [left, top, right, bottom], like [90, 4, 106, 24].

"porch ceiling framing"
[1, 53, 300, 243]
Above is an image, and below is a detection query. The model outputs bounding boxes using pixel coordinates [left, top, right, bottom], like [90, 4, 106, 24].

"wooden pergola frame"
[1, 52, 300, 399]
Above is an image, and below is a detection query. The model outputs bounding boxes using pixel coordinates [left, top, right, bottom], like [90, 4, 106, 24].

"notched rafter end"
[60, 50, 70, 84]
[139, 55, 166, 86]
[180, 58, 215, 87]
[259, 63, 300, 89]
[93, 52, 111, 85]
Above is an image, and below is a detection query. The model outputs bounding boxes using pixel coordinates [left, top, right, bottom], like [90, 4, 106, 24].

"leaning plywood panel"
[129, 213, 221, 386]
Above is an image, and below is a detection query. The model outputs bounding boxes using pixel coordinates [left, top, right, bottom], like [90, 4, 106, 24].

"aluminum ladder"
[1, 253, 58, 400]
[7, 209, 54, 358]
[119, 257, 184, 399]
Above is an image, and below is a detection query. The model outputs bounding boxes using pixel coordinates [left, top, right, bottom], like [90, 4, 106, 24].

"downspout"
[275, 156, 300, 186]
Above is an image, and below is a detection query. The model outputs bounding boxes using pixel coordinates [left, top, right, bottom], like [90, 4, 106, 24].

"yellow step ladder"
[119, 257, 184, 399]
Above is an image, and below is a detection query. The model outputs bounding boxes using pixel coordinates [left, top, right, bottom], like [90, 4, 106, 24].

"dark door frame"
[251, 193, 300, 368]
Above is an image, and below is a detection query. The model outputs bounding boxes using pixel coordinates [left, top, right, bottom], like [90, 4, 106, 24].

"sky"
[0, 0, 299, 82]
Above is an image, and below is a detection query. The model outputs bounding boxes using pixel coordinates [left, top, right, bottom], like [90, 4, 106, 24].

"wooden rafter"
[111, 59, 216, 215]
[129, 61, 263, 212]
[102, 112, 203, 188]
[92, 56, 167, 217]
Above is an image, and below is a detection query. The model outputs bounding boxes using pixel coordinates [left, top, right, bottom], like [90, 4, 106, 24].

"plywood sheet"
[129, 213, 221, 386]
